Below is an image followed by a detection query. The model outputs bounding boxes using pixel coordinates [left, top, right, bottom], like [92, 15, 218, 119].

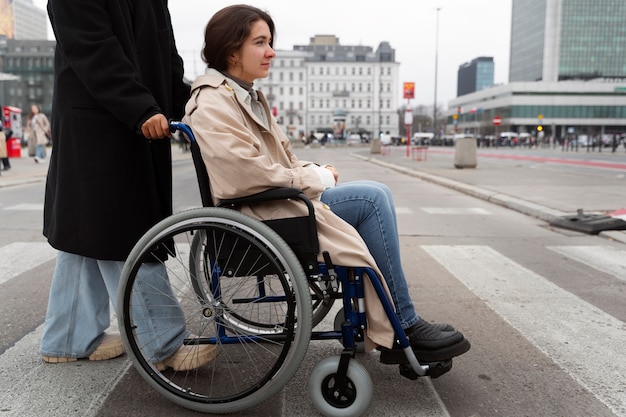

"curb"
[353, 153, 626, 245]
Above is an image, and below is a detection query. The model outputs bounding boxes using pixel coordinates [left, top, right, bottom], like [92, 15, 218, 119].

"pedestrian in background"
[41, 0, 217, 371]
[0, 124, 8, 174]
[28, 104, 50, 163]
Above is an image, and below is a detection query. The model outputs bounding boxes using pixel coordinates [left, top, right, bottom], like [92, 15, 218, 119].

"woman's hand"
[324, 165, 339, 184]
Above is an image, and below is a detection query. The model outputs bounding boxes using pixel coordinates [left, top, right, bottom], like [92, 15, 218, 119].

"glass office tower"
[510, 0, 626, 82]
[457, 57, 495, 97]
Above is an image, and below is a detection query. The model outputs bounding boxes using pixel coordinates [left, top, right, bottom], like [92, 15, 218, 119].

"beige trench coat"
[31, 113, 51, 146]
[183, 73, 396, 349]
[0, 131, 7, 158]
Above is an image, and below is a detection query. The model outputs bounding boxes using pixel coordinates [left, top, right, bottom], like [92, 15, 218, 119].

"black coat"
[44, 0, 190, 261]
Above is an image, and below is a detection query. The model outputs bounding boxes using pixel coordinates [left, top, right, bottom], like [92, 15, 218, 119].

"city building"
[446, 0, 626, 141]
[0, 0, 52, 126]
[0, 37, 55, 114]
[255, 35, 400, 141]
[510, 0, 626, 82]
[0, 0, 48, 40]
[457, 57, 494, 96]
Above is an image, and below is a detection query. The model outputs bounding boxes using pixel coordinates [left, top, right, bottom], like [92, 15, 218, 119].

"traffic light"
[537, 125, 543, 132]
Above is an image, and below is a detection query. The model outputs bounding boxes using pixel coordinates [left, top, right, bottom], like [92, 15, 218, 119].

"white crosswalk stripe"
[2, 242, 625, 416]
[547, 245, 626, 283]
[422, 245, 626, 417]
[0, 242, 57, 285]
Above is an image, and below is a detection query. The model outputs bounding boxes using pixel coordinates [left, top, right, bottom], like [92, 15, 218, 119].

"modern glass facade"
[559, 0, 626, 80]
[509, 0, 546, 82]
[510, 0, 626, 82]
[457, 57, 494, 96]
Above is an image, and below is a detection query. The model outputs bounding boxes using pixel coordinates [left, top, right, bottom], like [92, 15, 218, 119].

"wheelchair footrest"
[399, 360, 453, 380]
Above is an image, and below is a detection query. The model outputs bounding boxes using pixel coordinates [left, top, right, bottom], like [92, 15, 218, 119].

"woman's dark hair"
[202, 4, 275, 71]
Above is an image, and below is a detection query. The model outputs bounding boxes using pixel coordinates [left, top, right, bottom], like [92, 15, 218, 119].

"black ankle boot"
[379, 319, 471, 364]
[426, 321, 454, 332]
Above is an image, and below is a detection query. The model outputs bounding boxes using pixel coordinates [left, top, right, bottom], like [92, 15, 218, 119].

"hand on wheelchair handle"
[141, 114, 171, 139]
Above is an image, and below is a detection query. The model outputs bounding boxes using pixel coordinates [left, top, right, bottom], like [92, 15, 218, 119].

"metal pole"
[433, 7, 441, 140]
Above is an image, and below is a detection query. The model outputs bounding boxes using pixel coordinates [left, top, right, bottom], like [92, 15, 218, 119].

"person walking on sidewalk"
[41, 0, 217, 370]
[0, 125, 8, 174]
[28, 104, 50, 163]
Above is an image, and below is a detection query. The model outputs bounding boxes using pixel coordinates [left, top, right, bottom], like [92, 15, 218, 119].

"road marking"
[422, 245, 626, 417]
[0, 323, 129, 417]
[0, 242, 57, 285]
[395, 207, 414, 214]
[547, 245, 626, 282]
[420, 207, 491, 215]
[3, 204, 44, 211]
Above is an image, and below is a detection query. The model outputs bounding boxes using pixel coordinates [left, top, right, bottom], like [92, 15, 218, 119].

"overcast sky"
[37, 0, 512, 109]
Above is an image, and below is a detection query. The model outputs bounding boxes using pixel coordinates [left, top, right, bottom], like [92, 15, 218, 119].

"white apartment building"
[256, 35, 400, 141]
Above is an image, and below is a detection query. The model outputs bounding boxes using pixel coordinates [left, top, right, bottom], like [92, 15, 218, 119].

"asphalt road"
[1, 143, 625, 416]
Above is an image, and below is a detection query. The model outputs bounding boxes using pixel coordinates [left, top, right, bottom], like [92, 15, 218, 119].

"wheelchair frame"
[116, 122, 448, 416]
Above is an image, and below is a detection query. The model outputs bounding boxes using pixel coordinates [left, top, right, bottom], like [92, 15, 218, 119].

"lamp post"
[433, 7, 441, 140]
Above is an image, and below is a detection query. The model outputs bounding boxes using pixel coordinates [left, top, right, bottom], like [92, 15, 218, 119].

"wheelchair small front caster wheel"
[308, 356, 373, 417]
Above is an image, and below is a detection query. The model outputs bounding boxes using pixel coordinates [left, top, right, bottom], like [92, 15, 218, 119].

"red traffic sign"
[493, 116, 502, 126]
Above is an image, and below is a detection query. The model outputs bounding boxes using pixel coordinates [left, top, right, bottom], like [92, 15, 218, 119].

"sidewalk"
[0, 153, 49, 188]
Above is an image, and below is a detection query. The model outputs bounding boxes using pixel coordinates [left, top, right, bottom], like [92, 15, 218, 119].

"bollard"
[453, 137, 477, 168]
[370, 137, 381, 154]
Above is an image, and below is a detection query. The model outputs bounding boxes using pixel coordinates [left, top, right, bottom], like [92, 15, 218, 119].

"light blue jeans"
[320, 180, 420, 329]
[40, 251, 186, 362]
[35, 144, 46, 160]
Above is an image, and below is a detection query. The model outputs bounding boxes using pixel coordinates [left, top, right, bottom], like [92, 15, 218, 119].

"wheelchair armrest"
[217, 187, 315, 218]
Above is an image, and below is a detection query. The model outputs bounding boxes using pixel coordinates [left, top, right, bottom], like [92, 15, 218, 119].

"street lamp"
[433, 7, 441, 139]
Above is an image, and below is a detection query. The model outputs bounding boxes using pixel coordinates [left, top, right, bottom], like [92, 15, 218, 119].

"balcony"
[332, 90, 350, 97]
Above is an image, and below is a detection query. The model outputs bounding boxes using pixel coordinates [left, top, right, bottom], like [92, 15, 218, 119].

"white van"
[412, 132, 434, 145]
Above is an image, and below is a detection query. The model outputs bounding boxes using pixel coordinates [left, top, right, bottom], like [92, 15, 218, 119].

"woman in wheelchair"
[183, 4, 470, 363]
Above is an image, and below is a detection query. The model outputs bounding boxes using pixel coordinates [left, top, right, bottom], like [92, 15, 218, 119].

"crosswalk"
[1, 242, 625, 417]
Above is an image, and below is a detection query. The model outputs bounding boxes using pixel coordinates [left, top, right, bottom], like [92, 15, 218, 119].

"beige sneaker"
[155, 341, 219, 371]
[87, 333, 125, 361]
[42, 333, 125, 363]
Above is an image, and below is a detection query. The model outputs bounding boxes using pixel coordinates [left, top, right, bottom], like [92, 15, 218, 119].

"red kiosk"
[3, 106, 23, 158]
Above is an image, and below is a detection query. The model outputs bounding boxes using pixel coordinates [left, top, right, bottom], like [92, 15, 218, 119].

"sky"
[35, 0, 512, 110]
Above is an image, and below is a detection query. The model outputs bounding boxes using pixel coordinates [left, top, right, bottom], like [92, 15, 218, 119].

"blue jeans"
[40, 251, 186, 362]
[35, 144, 46, 159]
[321, 180, 420, 329]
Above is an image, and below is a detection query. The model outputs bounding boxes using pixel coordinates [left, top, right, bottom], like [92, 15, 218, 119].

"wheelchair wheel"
[118, 207, 312, 414]
[191, 227, 335, 330]
[310, 282, 337, 328]
[308, 356, 373, 417]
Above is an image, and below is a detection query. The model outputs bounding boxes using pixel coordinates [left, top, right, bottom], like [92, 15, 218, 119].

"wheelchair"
[116, 122, 453, 416]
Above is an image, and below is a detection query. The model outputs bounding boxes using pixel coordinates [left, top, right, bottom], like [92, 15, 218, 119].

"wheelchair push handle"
[169, 121, 195, 142]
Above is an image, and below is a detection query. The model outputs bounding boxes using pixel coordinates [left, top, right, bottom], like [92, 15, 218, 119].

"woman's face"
[227, 19, 275, 83]
[31, 105, 39, 114]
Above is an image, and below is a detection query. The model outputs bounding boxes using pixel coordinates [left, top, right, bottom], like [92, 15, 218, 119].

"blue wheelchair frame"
[170, 121, 430, 380]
